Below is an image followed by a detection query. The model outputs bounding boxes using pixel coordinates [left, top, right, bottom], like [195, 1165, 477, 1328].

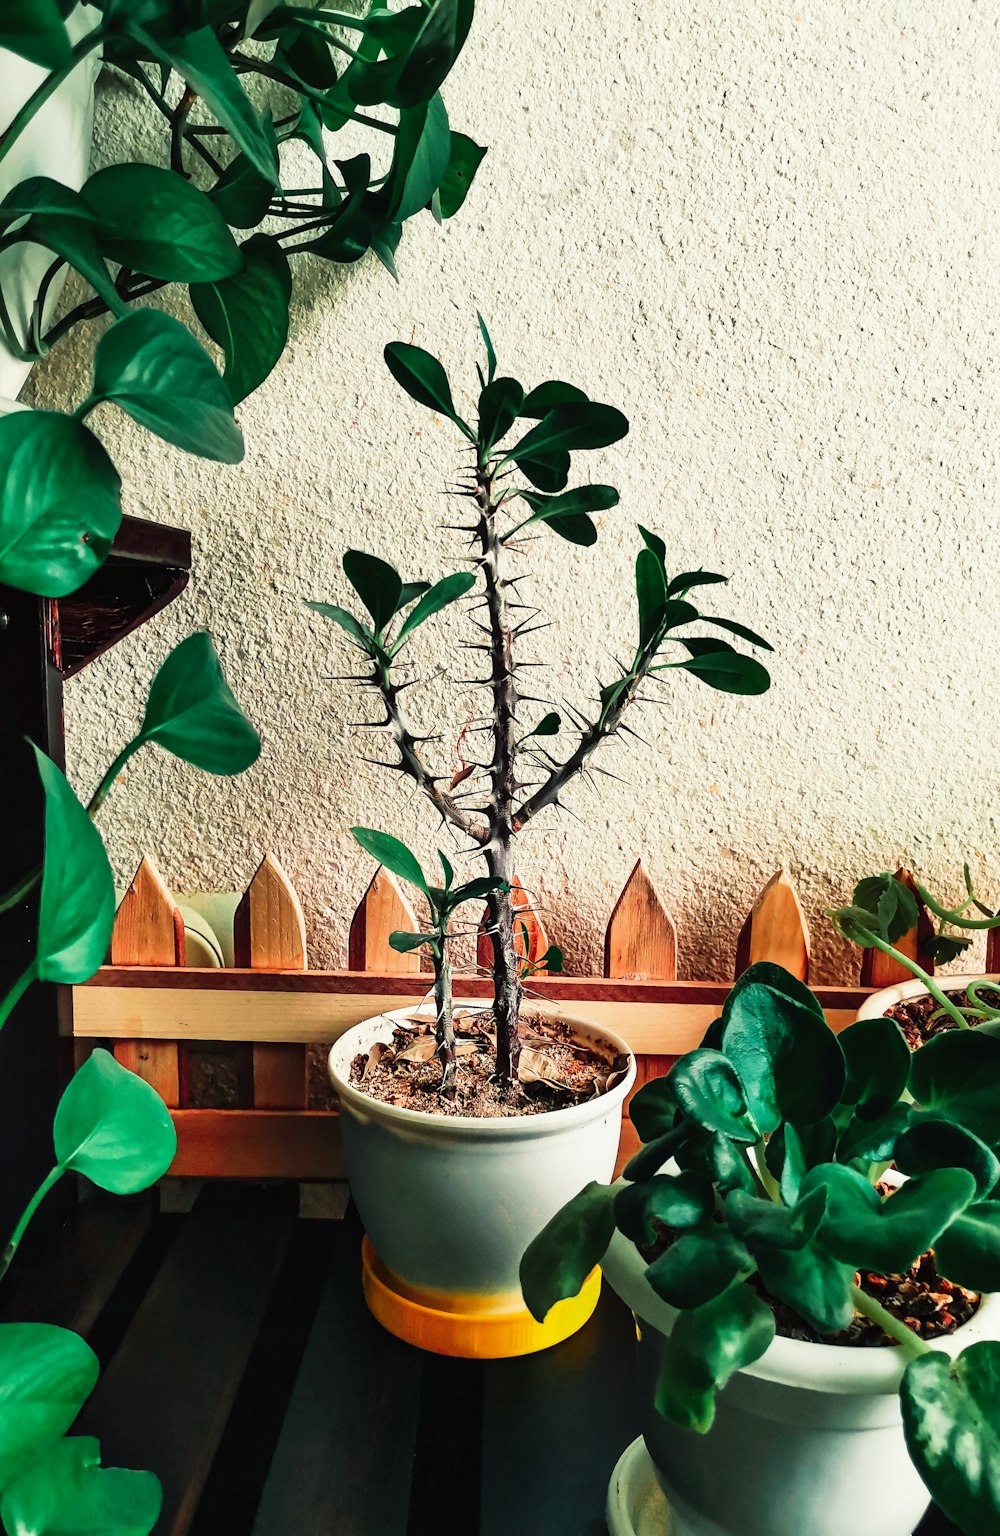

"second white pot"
[328, 1001, 635, 1357]
[602, 1225, 999, 1536]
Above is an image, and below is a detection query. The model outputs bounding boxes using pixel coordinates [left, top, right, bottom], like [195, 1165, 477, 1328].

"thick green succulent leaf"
[384, 92, 451, 221]
[721, 964, 846, 1133]
[809, 1164, 976, 1273]
[767, 1119, 837, 1204]
[351, 827, 427, 892]
[628, 1077, 678, 1144]
[668, 1050, 758, 1144]
[54, 1048, 177, 1192]
[393, 571, 476, 647]
[383, 341, 472, 437]
[725, 1184, 828, 1254]
[190, 234, 291, 405]
[673, 1125, 758, 1197]
[839, 1015, 911, 1120]
[902, 1344, 1000, 1536]
[613, 1173, 714, 1246]
[33, 746, 115, 987]
[437, 132, 486, 218]
[635, 546, 668, 649]
[85, 164, 241, 281]
[519, 380, 588, 418]
[508, 402, 629, 463]
[478, 377, 524, 455]
[853, 873, 919, 943]
[305, 601, 375, 651]
[677, 645, 771, 696]
[754, 1233, 855, 1335]
[90, 311, 244, 462]
[0, 1325, 99, 1491]
[342, 550, 403, 634]
[520, 1182, 616, 1322]
[0, 0, 71, 68]
[0, 413, 121, 598]
[645, 1226, 753, 1309]
[654, 1281, 775, 1433]
[138, 26, 280, 183]
[836, 1103, 912, 1167]
[135, 632, 261, 774]
[623, 1123, 693, 1181]
[908, 1030, 1000, 1143]
[1, 1435, 162, 1536]
[895, 1118, 1000, 1199]
[933, 1202, 1000, 1290]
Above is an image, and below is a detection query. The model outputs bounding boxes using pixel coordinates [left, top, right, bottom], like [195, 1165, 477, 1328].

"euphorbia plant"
[350, 826, 506, 1090]
[830, 869, 1000, 1033]
[310, 318, 773, 1092]
[521, 962, 1000, 1536]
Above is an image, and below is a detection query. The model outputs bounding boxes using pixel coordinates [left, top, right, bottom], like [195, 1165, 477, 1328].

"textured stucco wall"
[31, 1, 1000, 982]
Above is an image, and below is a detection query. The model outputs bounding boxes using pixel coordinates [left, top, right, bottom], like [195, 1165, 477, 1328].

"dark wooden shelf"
[56, 514, 192, 678]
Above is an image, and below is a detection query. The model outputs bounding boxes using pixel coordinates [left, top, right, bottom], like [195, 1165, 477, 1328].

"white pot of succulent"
[0, 4, 102, 404]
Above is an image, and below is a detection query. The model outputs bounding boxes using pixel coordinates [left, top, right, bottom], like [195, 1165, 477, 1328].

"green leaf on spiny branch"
[351, 827, 427, 893]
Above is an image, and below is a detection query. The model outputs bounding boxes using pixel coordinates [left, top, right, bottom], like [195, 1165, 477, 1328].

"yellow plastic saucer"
[360, 1236, 602, 1359]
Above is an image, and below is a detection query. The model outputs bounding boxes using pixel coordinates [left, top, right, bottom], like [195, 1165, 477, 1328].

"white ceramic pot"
[328, 1002, 636, 1356]
[602, 1227, 1000, 1536]
[0, 5, 101, 404]
[856, 972, 1000, 1025]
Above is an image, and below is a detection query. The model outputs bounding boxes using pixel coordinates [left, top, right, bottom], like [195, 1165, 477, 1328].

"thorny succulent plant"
[311, 317, 773, 1094]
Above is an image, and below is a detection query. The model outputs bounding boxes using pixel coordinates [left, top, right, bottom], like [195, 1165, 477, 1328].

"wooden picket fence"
[72, 857, 951, 1181]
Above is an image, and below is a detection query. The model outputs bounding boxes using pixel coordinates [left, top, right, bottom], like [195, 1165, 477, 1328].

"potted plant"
[830, 869, 1000, 1043]
[311, 317, 773, 1356]
[0, 0, 483, 546]
[522, 961, 1000, 1536]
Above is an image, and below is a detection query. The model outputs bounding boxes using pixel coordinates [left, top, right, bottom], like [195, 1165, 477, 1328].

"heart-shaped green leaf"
[809, 1163, 976, 1273]
[908, 1030, 1000, 1143]
[520, 1181, 616, 1322]
[654, 1281, 775, 1433]
[726, 1184, 828, 1254]
[614, 1172, 714, 1246]
[628, 1077, 679, 1144]
[722, 964, 846, 1132]
[646, 1226, 753, 1309]
[0, 414, 121, 598]
[1, 1435, 162, 1536]
[623, 1123, 693, 1181]
[190, 233, 291, 405]
[934, 1202, 1000, 1290]
[853, 873, 919, 943]
[393, 571, 475, 647]
[0, 0, 71, 68]
[384, 342, 472, 438]
[85, 164, 241, 282]
[351, 827, 427, 893]
[91, 311, 244, 462]
[0, 180, 127, 321]
[343, 550, 403, 634]
[839, 1015, 911, 1120]
[895, 1118, 1000, 1199]
[384, 92, 451, 222]
[0, 1326, 98, 1492]
[438, 132, 486, 219]
[53, 1048, 176, 1193]
[902, 1344, 1000, 1536]
[668, 1049, 759, 1144]
[754, 1233, 855, 1335]
[134, 632, 261, 774]
[767, 1119, 837, 1204]
[33, 746, 115, 987]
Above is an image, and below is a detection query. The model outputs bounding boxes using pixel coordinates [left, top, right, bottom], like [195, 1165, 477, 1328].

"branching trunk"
[477, 469, 522, 1087]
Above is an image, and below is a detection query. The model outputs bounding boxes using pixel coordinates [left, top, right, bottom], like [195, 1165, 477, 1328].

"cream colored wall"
[35, 1, 1000, 982]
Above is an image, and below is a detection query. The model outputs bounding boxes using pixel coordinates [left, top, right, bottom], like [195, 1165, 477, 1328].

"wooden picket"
[74, 857, 910, 1180]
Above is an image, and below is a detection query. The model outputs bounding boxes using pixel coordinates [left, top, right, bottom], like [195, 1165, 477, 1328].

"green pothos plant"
[522, 962, 1000, 1536]
[831, 869, 1000, 1035]
[0, 0, 482, 598]
[310, 317, 773, 1095]
[0, 630, 260, 1529]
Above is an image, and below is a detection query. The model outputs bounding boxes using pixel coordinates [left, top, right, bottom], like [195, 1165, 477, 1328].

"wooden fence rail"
[72, 858, 931, 1179]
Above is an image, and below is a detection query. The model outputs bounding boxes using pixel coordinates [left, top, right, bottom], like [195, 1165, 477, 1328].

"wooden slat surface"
[111, 857, 184, 1107]
[169, 1109, 345, 1180]
[252, 1206, 424, 1536]
[77, 1183, 295, 1536]
[235, 854, 308, 1111]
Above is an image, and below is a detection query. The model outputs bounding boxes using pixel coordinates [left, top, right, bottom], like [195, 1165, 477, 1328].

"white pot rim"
[602, 1223, 1000, 1396]
[857, 973, 1000, 1021]
[329, 1000, 636, 1138]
